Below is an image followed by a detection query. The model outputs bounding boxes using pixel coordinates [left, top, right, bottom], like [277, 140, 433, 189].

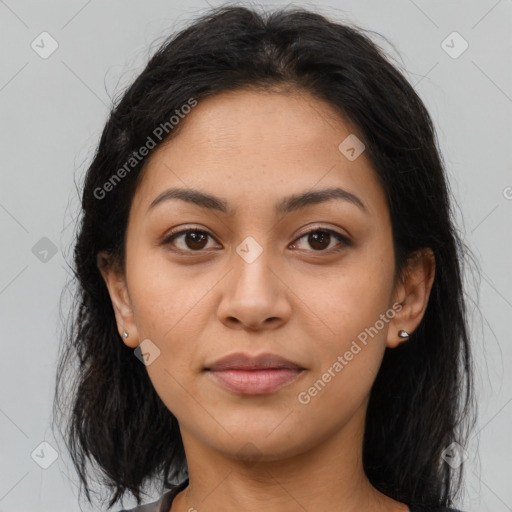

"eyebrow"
[147, 186, 368, 216]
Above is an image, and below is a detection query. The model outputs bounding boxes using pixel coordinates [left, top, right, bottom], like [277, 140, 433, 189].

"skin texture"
[98, 88, 435, 512]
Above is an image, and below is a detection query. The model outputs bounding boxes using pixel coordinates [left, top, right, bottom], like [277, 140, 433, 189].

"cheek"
[125, 251, 209, 410]
[306, 244, 394, 350]
[299, 242, 394, 403]
[296, 276, 392, 427]
[127, 245, 205, 336]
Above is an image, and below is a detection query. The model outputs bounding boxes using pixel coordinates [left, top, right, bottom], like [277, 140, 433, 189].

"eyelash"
[161, 226, 351, 254]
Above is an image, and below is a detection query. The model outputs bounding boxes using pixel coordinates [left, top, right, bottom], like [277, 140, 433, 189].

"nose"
[217, 249, 292, 331]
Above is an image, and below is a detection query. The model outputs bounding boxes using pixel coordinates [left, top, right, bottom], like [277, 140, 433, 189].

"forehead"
[156, 88, 356, 156]
[130, 88, 387, 220]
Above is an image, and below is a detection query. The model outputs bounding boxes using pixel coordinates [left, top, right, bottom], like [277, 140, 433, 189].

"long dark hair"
[53, 4, 478, 510]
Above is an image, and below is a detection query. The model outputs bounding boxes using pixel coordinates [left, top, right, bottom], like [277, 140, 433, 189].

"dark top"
[117, 479, 464, 512]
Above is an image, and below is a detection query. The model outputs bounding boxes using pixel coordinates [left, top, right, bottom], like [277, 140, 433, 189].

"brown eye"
[162, 226, 350, 255]
[163, 229, 216, 252]
[290, 228, 350, 252]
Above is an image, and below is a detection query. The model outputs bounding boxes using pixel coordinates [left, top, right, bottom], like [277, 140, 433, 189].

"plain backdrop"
[1, 1, 511, 511]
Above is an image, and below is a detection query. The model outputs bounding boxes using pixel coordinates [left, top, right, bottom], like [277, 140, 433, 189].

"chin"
[212, 428, 311, 463]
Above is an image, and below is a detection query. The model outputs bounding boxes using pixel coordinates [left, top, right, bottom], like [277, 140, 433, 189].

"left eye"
[162, 227, 350, 253]
[290, 228, 350, 252]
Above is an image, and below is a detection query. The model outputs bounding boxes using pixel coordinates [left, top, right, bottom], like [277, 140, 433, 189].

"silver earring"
[122, 330, 128, 338]
[398, 329, 409, 340]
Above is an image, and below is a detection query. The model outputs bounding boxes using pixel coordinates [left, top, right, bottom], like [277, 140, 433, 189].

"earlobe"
[386, 324, 410, 349]
[386, 248, 436, 349]
[96, 251, 139, 348]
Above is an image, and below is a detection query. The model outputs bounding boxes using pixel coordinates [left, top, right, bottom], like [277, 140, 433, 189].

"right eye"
[162, 228, 219, 253]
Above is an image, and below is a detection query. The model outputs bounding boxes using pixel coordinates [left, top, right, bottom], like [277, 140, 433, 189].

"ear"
[97, 251, 140, 348]
[386, 248, 436, 349]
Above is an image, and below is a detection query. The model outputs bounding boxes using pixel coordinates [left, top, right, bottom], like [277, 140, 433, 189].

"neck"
[172, 405, 408, 512]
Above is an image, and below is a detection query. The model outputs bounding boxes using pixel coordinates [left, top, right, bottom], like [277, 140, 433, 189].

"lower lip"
[207, 368, 304, 394]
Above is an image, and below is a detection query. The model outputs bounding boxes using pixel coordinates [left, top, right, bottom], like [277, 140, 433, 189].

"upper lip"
[206, 352, 305, 371]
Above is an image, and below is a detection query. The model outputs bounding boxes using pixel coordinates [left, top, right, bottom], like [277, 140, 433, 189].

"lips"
[205, 353, 305, 395]
[205, 352, 304, 372]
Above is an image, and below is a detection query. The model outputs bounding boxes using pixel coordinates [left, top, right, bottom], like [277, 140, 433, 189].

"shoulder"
[116, 479, 189, 512]
[116, 493, 168, 512]
[409, 506, 465, 512]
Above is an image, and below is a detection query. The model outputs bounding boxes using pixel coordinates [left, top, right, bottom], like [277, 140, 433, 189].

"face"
[99, 88, 432, 466]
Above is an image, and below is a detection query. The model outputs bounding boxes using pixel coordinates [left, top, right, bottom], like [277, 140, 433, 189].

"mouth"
[204, 352, 306, 395]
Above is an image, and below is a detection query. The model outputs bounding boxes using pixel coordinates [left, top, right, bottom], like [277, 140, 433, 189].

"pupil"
[187, 232, 207, 250]
[310, 231, 329, 250]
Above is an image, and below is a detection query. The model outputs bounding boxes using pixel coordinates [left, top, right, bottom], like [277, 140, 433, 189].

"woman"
[53, 5, 478, 512]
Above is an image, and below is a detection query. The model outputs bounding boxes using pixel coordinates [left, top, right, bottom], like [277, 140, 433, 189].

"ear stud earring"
[122, 330, 129, 338]
[398, 329, 409, 340]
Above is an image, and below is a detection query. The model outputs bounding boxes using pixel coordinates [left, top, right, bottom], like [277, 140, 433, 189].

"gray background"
[1, 0, 511, 511]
